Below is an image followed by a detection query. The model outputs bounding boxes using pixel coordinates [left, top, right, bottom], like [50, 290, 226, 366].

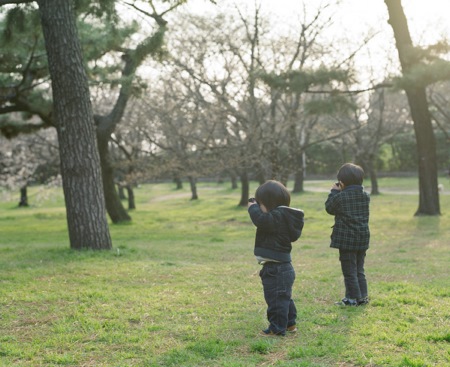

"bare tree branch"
[120, 0, 186, 27]
[305, 82, 393, 95]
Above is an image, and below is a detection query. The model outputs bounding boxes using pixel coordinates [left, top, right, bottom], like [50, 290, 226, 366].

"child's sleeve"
[325, 190, 341, 215]
[248, 205, 276, 231]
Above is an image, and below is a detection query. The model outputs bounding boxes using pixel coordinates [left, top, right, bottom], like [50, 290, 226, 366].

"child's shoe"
[260, 328, 285, 336]
[335, 297, 358, 306]
[287, 325, 297, 333]
[357, 296, 369, 306]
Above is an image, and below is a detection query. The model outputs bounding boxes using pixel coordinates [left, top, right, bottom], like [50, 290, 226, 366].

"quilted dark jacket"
[325, 185, 370, 251]
[248, 205, 304, 262]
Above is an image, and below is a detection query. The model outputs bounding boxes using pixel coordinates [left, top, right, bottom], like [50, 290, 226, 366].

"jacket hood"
[278, 206, 304, 242]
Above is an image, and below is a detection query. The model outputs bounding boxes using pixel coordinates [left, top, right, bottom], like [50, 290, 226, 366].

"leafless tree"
[332, 88, 410, 194]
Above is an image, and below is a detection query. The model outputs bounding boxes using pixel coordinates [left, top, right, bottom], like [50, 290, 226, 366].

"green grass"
[0, 178, 449, 367]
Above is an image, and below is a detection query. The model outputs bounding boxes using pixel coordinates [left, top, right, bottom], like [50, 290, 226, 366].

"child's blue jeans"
[339, 249, 368, 300]
[259, 262, 296, 335]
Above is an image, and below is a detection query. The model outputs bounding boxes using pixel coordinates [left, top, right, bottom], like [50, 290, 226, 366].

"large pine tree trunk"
[37, 0, 112, 249]
[385, 0, 440, 215]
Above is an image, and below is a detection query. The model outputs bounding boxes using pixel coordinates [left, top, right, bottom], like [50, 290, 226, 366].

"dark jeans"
[339, 249, 368, 300]
[259, 262, 296, 335]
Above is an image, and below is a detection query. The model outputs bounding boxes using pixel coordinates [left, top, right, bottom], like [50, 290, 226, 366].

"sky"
[183, 0, 450, 85]
[329, 0, 450, 46]
[189, 0, 450, 43]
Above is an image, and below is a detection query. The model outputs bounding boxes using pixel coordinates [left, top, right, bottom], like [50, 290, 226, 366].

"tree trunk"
[359, 157, 380, 195]
[292, 153, 305, 193]
[97, 137, 131, 223]
[188, 176, 198, 200]
[37, 0, 112, 249]
[126, 185, 135, 210]
[18, 185, 29, 207]
[407, 88, 440, 214]
[238, 171, 250, 206]
[118, 185, 126, 200]
[230, 172, 238, 189]
[173, 176, 183, 190]
[384, 0, 440, 215]
[367, 160, 380, 195]
[293, 171, 304, 193]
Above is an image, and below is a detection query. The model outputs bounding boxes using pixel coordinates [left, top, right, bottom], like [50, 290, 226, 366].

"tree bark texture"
[384, 0, 440, 215]
[37, 0, 112, 249]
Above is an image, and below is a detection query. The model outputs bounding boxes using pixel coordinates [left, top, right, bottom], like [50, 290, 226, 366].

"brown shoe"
[287, 325, 297, 332]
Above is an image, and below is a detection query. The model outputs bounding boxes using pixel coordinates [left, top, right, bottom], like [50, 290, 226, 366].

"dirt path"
[304, 180, 449, 195]
[149, 186, 221, 202]
[148, 181, 449, 202]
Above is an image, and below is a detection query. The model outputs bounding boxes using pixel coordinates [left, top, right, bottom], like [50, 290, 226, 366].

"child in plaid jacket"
[325, 163, 370, 306]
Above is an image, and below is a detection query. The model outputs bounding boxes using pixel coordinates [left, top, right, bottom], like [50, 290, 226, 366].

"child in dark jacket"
[248, 180, 304, 336]
[325, 163, 370, 306]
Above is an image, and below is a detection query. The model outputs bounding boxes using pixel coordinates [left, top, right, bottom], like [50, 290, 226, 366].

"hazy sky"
[188, 0, 450, 43]
[183, 0, 450, 85]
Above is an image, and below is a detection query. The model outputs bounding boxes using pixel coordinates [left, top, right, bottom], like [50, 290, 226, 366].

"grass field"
[0, 178, 449, 367]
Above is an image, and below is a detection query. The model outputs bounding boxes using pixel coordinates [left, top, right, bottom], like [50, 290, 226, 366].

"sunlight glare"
[403, 0, 450, 42]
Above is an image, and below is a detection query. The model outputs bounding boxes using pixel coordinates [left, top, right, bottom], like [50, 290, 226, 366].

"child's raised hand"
[248, 198, 257, 208]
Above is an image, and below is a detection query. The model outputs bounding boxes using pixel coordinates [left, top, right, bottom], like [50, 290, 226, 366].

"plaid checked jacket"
[325, 185, 370, 251]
